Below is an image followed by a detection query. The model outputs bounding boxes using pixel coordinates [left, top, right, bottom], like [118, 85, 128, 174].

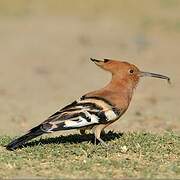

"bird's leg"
[94, 136, 97, 145]
[80, 129, 86, 135]
[97, 137, 108, 147]
[93, 124, 108, 147]
[101, 129, 106, 136]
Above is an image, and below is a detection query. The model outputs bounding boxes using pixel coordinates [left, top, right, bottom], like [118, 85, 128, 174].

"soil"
[0, 1, 179, 135]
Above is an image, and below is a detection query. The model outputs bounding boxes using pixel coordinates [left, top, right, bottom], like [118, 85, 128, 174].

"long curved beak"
[140, 71, 171, 84]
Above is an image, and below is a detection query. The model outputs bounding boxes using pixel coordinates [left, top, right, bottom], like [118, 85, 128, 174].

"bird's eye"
[104, 59, 109, 63]
[129, 69, 134, 74]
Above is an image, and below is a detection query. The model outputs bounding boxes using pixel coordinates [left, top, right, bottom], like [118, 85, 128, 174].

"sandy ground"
[0, 1, 180, 136]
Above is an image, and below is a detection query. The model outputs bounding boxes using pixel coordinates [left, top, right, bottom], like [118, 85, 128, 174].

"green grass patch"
[0, 132, 179, 179]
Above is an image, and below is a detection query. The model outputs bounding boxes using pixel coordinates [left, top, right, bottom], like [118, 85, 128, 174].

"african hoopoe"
[6, 58, 170, 150]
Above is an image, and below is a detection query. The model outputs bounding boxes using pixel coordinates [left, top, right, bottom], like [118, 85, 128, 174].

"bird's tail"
[6, 125, 45, 151]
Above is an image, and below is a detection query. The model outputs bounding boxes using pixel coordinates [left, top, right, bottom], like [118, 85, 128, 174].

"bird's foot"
[94, 137, 110, 149]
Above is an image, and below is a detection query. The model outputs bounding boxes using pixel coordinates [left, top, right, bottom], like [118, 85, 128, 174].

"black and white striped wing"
[40, 96, 121, 132]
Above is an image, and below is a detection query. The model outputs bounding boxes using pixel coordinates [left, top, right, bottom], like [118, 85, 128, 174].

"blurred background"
[0, 0, 179, 135]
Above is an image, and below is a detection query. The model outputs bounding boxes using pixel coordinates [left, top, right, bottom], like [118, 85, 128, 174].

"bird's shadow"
[23, 131, 123, 149]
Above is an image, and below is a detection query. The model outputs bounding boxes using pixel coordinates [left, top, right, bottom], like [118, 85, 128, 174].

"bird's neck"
[105, 75, 136, 103]
[86, 75, 137, 110]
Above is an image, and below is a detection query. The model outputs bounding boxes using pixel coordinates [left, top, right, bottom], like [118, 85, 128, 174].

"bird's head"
[90, 58, 170, 88]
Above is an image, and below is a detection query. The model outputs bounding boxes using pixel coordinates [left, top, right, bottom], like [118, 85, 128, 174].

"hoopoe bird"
[6, 58, 170, 150]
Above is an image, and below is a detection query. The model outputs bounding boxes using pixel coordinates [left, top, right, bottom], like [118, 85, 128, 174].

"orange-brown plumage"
[6, 58, 170, 150]
[87, 59, 141, 110]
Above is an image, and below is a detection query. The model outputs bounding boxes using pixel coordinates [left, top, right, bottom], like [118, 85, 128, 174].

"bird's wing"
[40, 96, 122, 132]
